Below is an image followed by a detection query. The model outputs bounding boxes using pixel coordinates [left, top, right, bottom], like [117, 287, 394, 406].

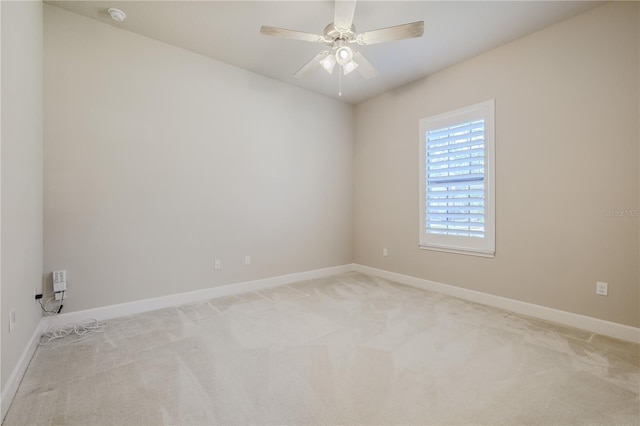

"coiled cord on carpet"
[39, 318, 107, 345]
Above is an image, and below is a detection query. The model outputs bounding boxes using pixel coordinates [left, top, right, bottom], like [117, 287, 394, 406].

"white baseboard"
[46, 262, 640, 343]
[353, 264, 640, 343]
[1, 317, 48, 421]
[46, 264, 353, 328]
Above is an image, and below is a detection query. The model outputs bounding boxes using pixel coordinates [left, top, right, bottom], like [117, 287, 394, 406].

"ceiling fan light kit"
[260, 0, 424, 93]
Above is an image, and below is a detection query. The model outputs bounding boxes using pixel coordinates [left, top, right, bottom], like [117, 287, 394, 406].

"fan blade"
[356, 21, 424, 45]
[260, 26, 325, 43]
[295, 51, 331, 78]
[334, 0, 357, 31]
[352, 50, 378, 80]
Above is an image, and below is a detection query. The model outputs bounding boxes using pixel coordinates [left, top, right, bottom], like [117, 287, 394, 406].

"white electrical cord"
[39, 318, 107, 345]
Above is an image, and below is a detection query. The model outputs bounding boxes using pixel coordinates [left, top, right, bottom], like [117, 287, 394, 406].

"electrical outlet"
[244, 256, 251, 265]
[383, 248, 388, 257]
[596, 281, 608, 296]
[9, 309, 15, 333]
[215, 259, 221, 270]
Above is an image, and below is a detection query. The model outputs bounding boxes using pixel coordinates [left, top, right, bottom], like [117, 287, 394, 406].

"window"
[419, 100, 495, 257]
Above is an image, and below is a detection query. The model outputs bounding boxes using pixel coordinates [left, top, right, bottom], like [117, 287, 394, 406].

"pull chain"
[338, 69, 342, 97]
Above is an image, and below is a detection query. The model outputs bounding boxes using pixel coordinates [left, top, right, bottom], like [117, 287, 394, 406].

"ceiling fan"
[260, 0, 424, 81]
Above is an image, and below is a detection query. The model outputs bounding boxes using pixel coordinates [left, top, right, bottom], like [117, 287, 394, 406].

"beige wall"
[41, 2, 640, 327]
[354, 2, 640, 327]
[44, 5, 353, 313]
[1, 0, 44, 391]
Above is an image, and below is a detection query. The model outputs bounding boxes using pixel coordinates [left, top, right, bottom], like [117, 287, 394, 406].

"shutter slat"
[428, 214, 485, 221]
[428, 206, 484, 213]
[427, 229, 484, 237]
[427, 147, 485, 161]
[427, 173, 485, 183]
[427, 138, 485, 153]
[429, 191, 484, 198]
[427, 199, 485, 205]
[426, 135, 484, 154]
[427, 224, 484, 230]
[428, 203, 485, 208]
[427, 164, 484, 174]
[427, 189, 484, 197]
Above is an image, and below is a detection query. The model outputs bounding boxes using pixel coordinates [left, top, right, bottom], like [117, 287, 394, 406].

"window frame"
[418, 100, 495, 257]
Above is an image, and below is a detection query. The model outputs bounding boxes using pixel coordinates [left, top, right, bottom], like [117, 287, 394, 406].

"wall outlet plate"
[9, 309, 16, 333]
[596, 281, 608, 296]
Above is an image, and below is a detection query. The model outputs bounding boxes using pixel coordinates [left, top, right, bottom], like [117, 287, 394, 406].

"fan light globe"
[343, 60, 359, 75]
[320, 54, 337, 73]
[335, 46, 353, 66]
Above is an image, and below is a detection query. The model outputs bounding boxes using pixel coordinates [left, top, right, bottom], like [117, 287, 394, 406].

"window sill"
[419, 244, 495, 258]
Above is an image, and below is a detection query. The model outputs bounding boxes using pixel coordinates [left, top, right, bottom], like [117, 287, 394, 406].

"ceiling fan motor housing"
[323, 23, 356, 44]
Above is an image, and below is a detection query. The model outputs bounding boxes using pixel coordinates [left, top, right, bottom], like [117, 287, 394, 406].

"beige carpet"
[4, 272, 639, 425]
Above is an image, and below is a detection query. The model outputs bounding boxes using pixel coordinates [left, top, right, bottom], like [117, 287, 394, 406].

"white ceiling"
[46, 0, 604, 104]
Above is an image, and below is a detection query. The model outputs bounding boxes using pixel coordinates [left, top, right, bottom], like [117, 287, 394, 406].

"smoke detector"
[107, 8, 126, 22]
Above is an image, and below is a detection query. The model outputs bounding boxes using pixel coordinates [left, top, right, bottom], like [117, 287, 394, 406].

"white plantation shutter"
[419, 100, 495, 257]
[426, 120, 486, 237]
